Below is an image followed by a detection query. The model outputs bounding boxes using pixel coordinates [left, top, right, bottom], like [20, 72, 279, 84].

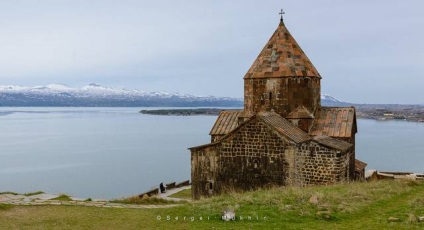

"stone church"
[189, 15, 363, 199]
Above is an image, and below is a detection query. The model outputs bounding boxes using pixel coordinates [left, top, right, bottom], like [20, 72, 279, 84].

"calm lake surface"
[0, 107, 423, 199]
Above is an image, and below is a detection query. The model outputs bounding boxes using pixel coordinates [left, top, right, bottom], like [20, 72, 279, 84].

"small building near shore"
[355, 159, 368, 180]
[189, 14, 364, 199]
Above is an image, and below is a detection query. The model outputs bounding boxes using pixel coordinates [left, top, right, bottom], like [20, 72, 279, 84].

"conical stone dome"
[244, 20, 321, 79]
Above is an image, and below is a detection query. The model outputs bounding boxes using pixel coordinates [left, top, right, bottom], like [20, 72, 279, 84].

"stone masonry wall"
[291, 142, 350, 185]
[192, 120, 352, 199]
[244, 77, 321, 117]
[211, 135, 223, 143]
[191, 145, 219, 199]
[337, 136, 356, 180]
[216, 119, 289, 193]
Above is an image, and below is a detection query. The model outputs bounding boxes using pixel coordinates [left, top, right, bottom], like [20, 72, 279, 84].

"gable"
[214, 112, 310, 145]
[220, 117, 293, 149]
[258, 112, 311, 143]
[286, 105, 314, 119]
[310, 107, 357, 138]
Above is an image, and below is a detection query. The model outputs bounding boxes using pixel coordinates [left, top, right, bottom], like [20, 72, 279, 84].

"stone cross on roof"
[279, 9, 285, 21]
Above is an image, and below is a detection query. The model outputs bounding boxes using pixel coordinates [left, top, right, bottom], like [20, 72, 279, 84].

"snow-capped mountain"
[0, 83, 348, 107]
[1, 83, 190, 98]
[321, 94, 341, 103]
[0, 84, 243, 107]
[320, 94, 349, 106]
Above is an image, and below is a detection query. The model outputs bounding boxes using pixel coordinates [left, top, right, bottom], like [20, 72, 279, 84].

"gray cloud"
[0, 0, 423, 103]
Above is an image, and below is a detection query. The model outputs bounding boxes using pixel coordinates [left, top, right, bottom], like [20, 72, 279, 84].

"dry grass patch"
[110, 196, 184, 205]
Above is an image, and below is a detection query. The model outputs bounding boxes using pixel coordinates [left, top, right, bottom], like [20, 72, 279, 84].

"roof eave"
[243, 75, 322, 80]
[189, 142, 220, 151]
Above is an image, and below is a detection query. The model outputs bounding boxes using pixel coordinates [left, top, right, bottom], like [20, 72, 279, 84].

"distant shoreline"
[139, 108, 229, 116]
[140, 107, 424, 123]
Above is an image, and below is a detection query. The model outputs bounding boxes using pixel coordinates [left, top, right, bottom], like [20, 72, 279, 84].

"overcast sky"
[0, 0, 423, 104]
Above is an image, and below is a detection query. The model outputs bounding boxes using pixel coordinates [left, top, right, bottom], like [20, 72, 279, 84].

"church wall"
[293, 142, 350, 185]
[244, 77, 320, 117]
[335, 136, 356, 181]
[190, 145, 219, 199]
[191, 131, 352, 199]
[216, 119, 289, 194]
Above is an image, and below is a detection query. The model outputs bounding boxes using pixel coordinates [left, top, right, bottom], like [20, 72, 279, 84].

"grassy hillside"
[1, 180, 423, 229]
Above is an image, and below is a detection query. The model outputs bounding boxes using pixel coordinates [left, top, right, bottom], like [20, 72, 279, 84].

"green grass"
[0, 204, 13, 210]
[0, 191, 20, 195]
[1, 180, 424, 229]
[169, 188, 192, 199]
[23, 191, 44, 196]
[0, 191, 44, 196]
[51, 194, 73, 201]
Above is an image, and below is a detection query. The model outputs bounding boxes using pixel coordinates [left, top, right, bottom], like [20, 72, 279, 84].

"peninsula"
[140, 104, 424, 123]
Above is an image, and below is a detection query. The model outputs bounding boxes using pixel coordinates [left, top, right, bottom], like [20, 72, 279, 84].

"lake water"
[0, 107, 423, 199]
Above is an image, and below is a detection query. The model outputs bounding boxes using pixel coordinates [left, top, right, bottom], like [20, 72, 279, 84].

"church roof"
[286, 105, 314, 119]
[209, 110, 244, 135]
[313, 135, 352, 152]
[194, 111, 355, 151]
[244, 20, 321, 79]
[310, 107, 357, 138]
[211, 111, 311, 144]
[258, 112, 311, 143]
[355, 159, 368, 171]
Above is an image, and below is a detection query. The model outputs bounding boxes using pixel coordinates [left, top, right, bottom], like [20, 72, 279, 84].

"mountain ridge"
[0, 83, 347, 107]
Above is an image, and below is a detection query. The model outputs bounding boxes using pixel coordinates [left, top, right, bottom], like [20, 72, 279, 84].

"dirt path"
[0, 191, 186, 209]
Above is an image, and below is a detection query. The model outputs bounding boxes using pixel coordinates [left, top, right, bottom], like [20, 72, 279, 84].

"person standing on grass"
[160, 182, 166, 193]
